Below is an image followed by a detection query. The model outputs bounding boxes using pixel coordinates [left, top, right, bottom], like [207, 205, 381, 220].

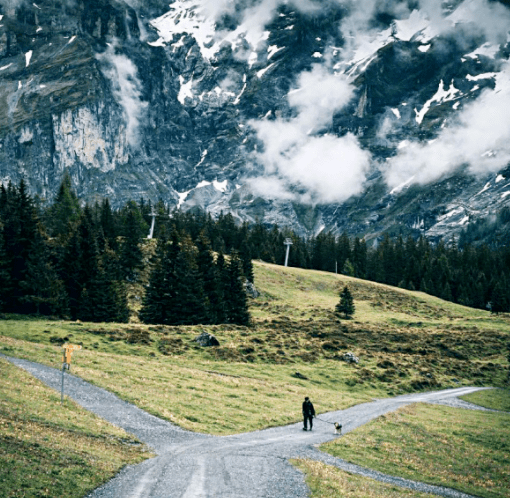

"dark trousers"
[303, 414, 313, 430]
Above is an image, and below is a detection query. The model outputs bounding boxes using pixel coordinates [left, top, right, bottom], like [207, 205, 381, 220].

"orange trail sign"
[61, 344, 82, 404]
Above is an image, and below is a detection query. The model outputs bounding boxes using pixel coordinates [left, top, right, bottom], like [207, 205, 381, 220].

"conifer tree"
[45, 172, 81, 240]
[224, 250, 250, 325]
[2, 180, 39, 312]
[100, 198, 118, 250]
[342, 259, 355, 276]
[167, 243, 207, 325]
[214, 251, 228, 324]
[19, 228, 68, 315]
[0, 224, 12, 312]
[239, 241, 254, 283]
[120, 208, 144, 281]
[60, 229, 83, 320]
[336, 286, 355, 319]
[196, 233, 223, 324]
[78, 258, 129, 323]
[491, 277, 509, 313]
[351, 236, 367, 278]
[139, 235, 172, 324]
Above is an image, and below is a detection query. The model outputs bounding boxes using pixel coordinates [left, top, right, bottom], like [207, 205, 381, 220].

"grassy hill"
[0, 261, 509, 497]
[1, 261, 509, 433]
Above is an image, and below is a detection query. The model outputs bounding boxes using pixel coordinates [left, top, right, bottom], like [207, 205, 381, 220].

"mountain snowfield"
[0, 0, 509, 240]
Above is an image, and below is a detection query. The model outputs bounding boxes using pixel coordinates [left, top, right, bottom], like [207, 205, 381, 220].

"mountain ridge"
[0, 0, 509, 241]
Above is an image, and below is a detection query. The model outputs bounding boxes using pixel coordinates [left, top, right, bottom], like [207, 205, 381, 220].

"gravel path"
[4, 354, 491, 498]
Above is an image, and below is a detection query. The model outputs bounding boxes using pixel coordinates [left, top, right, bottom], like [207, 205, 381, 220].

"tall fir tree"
[45, 172, 81, 240]
[214, 251, 228, 324]
[0, 223, 12, 312]
[60, 228, 83, 320]
[120, 208, 144, 281]
[196, 233, 223, 324]
[139, 235, 172, 325]
[166, 242, 207, 325]
[224, 250, 250, 325]
[19, 228, 67, 315]
[78, 257, 129, 323]
[2, 180, 39, 312]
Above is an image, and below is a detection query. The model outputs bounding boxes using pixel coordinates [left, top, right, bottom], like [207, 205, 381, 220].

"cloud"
[0, 0, 26, 10]
[383, 62, 510, 188]
[97, 44, 148, 147]
[248, 64, 371, 204]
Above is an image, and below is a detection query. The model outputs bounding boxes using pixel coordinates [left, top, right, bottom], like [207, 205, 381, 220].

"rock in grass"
[292, 372, 308, 380]
[195, 332, 220, 347]
[342, 352, 359, 364]
[244, 281, 260, 298]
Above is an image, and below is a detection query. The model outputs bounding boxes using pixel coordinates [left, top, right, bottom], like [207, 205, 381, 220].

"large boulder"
[195, 332, 220, 347]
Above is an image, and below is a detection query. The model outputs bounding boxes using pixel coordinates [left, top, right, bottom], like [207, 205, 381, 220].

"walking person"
[302, 396, 315, 431]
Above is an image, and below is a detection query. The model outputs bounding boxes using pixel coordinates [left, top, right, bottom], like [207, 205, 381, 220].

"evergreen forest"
[1, 176, 509, 324]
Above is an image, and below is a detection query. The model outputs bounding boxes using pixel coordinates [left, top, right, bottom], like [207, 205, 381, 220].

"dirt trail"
[4, 355, 489, 498]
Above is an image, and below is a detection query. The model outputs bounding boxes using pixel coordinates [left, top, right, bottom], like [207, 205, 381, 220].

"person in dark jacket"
[302, 396, 315, 431]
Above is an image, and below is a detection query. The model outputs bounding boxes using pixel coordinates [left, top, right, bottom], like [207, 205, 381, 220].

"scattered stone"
[244, 281, 260, 298]
[195, 332, 220, 347]
[292, 371, 308, 380]
[49, 336, 69, 345]
[342, 352, 359, 364]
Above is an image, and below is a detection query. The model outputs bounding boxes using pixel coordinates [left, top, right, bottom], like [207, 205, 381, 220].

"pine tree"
[239, 241, 254, 283]
[120, 208, 144, 281]
[167, 243, 207, 325]
[78, 258, 129, 323]
[336, 286, 355, 319]
[342, 259, 355, 276]
[336, 232, 351, 274]
[0, 224, 12, 312]
[2, 180, 40, 312]
[100, 198, 118, 250]
[19, 228, 68, 315]
[196, 234, 223, 324]
[351, 236, 367, 278]
[139, 233, 174, 324]
[45, 172, 81, 240]
[214, 251, 228, 324]
[491, 277, 509, 313]
[224, 251, 250, 325]
[60, 229, 83, 320]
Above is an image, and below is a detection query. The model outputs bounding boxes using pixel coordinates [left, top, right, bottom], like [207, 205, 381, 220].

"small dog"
[334, 422, 342, 435]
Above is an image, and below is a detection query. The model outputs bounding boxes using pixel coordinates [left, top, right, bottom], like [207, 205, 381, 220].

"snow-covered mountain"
[0, 0, 509, 241]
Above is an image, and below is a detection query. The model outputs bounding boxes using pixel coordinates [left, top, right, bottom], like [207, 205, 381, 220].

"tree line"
[0, 177, 251, 324]
[1, 176, 509, 322]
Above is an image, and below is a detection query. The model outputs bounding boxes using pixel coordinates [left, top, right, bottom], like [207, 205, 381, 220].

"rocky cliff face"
[0, 0, 509, 242]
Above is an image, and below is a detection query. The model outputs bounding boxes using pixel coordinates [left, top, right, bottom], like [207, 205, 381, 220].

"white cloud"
[383, 62, 510, 188]
[248, 64, 370, 204]
[97, 44, 148, 147]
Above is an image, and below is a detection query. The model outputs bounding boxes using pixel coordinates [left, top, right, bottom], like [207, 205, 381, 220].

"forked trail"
[5, 355, 489, 498]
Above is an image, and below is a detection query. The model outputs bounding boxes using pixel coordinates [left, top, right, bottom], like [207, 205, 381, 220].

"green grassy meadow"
[293, 459, 434, 498]
[0, 359, 151, 498]
[320, 389, 510, 498]
[1, 260, 509, 496]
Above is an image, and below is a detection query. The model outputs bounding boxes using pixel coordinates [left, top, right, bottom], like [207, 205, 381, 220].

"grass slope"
[0, 359, 151, 498]
[461, 388, 510, 411]
[320, 391, 510, 498]
[293, 459, 434, 498]
[0, 261, 509, 495]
